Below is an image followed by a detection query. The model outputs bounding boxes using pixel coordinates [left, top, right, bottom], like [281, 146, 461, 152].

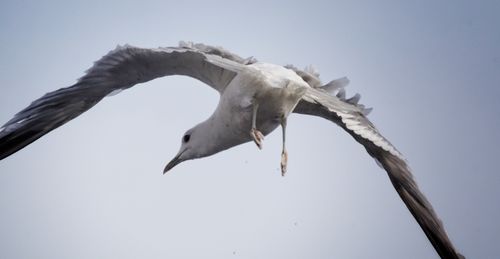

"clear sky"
[0, 0, 499, 258]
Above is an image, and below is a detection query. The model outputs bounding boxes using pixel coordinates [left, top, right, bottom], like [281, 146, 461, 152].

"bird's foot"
[250, 128, 264, 149]
[281, 150, 288, 176]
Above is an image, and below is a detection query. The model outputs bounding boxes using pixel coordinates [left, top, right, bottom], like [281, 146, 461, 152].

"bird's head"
[163, 124, 212, 174]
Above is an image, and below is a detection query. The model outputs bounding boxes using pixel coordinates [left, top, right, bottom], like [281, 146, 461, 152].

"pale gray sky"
[1, 0, 499, 258]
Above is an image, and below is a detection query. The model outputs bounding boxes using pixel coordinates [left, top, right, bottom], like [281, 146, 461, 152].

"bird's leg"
[250, 102, 264, 149]
[280, 117, 288, 176]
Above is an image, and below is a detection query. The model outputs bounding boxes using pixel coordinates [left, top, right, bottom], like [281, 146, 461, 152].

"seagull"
[0, 42, 463, 258]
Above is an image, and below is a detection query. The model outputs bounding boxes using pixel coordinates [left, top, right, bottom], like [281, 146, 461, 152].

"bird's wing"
[293, 87, 464, 259]
[0, 43, 248, 160]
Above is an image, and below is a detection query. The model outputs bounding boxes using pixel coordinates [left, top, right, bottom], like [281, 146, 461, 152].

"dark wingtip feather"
[0, 125, 45, 160]
[294, 90, 464, 258]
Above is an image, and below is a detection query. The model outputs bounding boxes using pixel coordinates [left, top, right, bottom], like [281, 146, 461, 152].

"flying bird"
[0, 42, 463, 258]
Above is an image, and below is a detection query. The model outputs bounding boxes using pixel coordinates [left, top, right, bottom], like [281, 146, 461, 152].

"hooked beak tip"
[163, 154, 183, 174]
[163, 162, 175, 174]
[163, 148, 189, 174]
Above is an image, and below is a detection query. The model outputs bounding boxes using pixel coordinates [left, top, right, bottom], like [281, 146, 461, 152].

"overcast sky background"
[1, 0, 499, 258]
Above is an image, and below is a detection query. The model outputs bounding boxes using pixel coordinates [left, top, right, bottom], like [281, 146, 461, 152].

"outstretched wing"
[0, 43, 248, 160]
[293, 87, 464, 259]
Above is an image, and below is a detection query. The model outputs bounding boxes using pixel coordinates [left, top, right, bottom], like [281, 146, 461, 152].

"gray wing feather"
[321, 77, 350, 93]
[293, 88, 464, 259]
[0, 43, 245, 160]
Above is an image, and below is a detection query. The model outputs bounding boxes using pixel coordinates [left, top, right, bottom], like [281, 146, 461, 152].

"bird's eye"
[183, 134, 191, 143]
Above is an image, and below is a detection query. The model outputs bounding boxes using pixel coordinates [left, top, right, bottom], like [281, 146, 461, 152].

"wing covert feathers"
[294, 88, 464, 259]
[0, 43, 247, 159]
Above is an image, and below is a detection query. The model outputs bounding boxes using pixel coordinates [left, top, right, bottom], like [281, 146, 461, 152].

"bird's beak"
[163, 150, 185, 174]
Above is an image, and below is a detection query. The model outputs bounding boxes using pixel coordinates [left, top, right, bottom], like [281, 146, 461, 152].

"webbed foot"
[281, 150, 288, 176]
[250, 128, 264, 149]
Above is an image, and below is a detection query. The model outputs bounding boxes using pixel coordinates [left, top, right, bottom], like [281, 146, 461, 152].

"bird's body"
[0, 42, 464, 258]
[221, 62, 308, 139]
[172, 62, 309, 161]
